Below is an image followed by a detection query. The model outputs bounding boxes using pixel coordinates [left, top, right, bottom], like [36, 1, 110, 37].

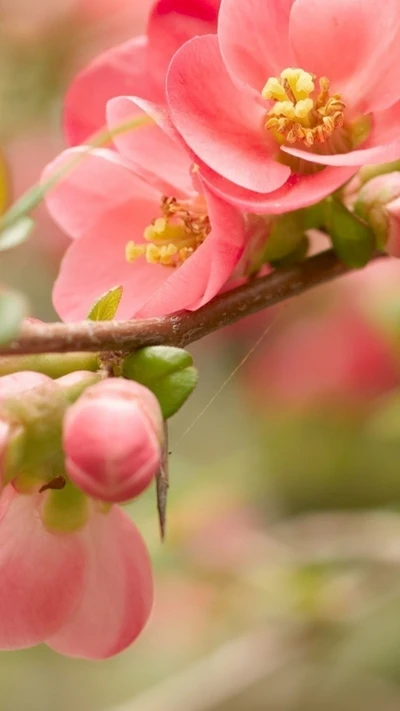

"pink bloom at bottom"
[0, 486, 152, 659]
[0, 371, 153, 659]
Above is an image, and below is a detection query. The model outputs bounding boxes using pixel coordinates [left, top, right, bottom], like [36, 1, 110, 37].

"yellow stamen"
[126, 196, 211, 268]
[262, 67, 345, 148]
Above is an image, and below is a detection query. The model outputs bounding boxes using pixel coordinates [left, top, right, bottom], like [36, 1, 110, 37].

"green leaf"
[325, 197, 375, 268]
[0, 217, 34, 252]
[0, 290, 27, 345]
[123, 346, 198, 419]
[87, 286, 123, 321]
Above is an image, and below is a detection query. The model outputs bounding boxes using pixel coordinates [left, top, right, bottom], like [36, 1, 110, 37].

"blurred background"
[3, 2, 400, 710]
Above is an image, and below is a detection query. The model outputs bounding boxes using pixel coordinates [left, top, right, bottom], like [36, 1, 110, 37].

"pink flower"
[244, 265, 400, 411]
[0, 485, 152, 659]
[166, 0, 400, 214]
[0, 371, 153, 659]
[43, 124, 245, 321]
[64, 0, 220, 145]
[64, 379, 163, 503]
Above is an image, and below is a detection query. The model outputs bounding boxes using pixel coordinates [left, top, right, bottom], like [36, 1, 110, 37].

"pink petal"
[53, 201, 175, 321]
[167, 35, 290, 194]
[43, 147, 160, 240]
[147, 0, 219, 81]
[137, 183, 245, 317]
[290, 0, 400, 113]
[219, 0, 294, 91]
[0, 487, 86, 650]
[282, 102, 400, 168]
[47, 506, 153, 660]
[107, 96, 194, 196]
[64, 37, 162, 146]
[0, 372, 52, 402]
[199, 161, 357, 214]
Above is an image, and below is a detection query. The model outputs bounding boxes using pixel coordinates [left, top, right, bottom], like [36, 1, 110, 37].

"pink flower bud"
[63, 379, 163, 503]
[355, 172, 400, 256]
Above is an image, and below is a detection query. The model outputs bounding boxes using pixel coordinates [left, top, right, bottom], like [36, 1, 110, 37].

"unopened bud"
[63, 379, 164, 503]
[0, 371, 53, 484]
[355, 172, 400, 255]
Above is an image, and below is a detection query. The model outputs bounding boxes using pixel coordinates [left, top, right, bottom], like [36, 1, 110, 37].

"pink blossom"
[43, 125, 245, 321]
[0, 485, 152, 659]
[245, 264, 400, 411]
[64, 379, 163, 503]
[64, 0, 220, 145]
[0, 372, 153, 659]
[166, 0, 400, 214]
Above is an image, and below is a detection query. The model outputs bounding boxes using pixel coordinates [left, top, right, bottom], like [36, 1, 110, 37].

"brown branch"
[0, 250, 379, 356]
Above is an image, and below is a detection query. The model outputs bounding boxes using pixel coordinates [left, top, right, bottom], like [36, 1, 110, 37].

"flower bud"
[355, 172, 400, 255]
[0, 371, 53, 483]
[63, 379, 164, 503]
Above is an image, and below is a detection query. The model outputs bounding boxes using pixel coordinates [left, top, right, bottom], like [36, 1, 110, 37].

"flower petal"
[167, 35, 290, 194]
[219, 0, 294, 91]
[64, 37, 162, 146]
[43, 147, 159, 240]
[0, 372, 52, 402]
[147, 0, 219, 80]
[107, 96, 194, 196]
[198, 161, 357, 214]
[47, 506, 153, 660]
[0, 487, 86, 650]
[137, 183, 245, 316]
[53, 200, 172, 321]
[290, 0, 400, 113]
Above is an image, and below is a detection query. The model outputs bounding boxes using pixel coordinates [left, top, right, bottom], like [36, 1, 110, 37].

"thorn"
[156, 421, 169, 542]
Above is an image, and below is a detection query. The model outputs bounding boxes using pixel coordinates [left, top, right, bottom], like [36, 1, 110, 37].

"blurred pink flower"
[43, 125, 245, 321]
[166, 0, 400, 214]
[0, 371, 153, 659]
[245, 264, 400, 411]
[64, 379, 163, 503]
[64, 0, 220, 145]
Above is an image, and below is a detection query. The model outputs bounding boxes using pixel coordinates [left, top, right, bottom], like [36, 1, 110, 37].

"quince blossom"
[166, 0, 400, 213]
[0, 372, 153, 659]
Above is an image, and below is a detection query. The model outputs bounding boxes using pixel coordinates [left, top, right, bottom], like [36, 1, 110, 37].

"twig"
[0, 250, 382, 356]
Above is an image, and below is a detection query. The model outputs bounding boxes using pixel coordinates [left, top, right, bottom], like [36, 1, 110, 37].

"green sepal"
[263, 211, 306, 263]
[122, 346, 198, 419]
[87, 285, 123, 321]
[41, 481, 90, 534]
[269, 235, 309, 268]
[325, 197, 375, 268]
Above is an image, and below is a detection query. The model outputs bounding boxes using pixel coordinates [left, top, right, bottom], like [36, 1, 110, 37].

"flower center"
[126, 197, 211, 268]
[262, 68, 346, 148]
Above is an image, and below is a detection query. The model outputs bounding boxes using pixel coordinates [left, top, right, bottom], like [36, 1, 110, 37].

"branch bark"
[0, 250, 378, 356]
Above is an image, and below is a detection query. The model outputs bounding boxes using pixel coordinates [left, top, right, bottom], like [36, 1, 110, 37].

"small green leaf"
[87, 286, 123, 321]
[0, 217, 34, 251]
[325, 198, 375, 268]
[123, 346, 198, 419]
[0, 290, 27, 345]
